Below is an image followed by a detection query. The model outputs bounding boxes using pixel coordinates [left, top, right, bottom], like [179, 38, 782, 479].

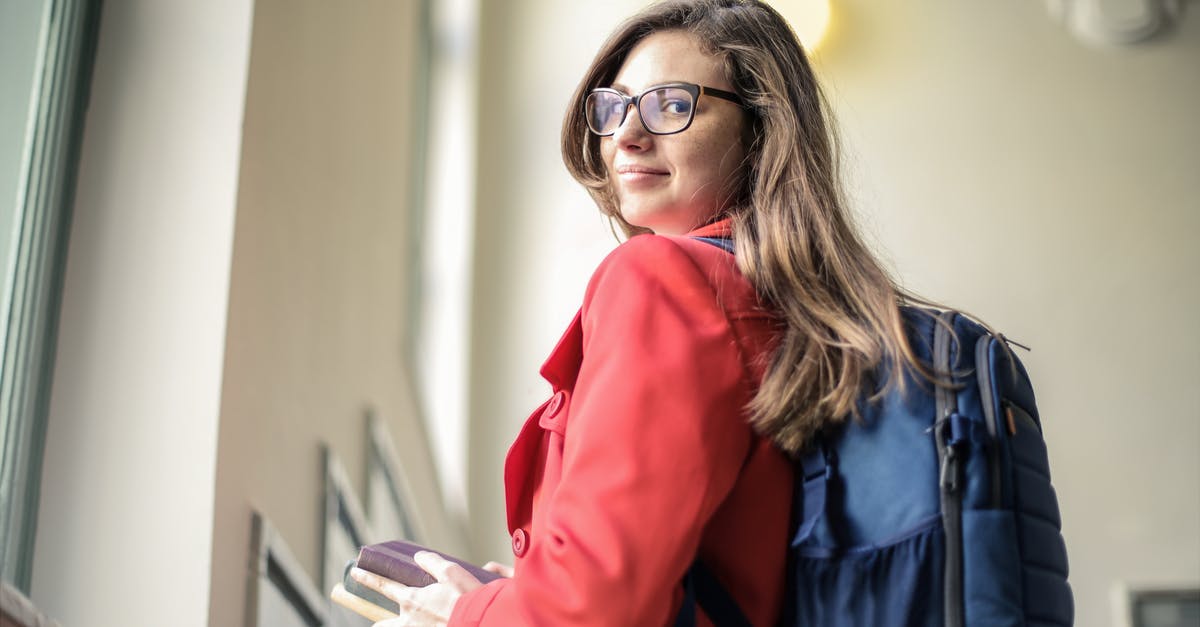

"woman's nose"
[612, 104, 650, 150]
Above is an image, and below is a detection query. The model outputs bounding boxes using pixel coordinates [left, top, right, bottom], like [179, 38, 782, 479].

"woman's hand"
[482, 561, 514, 578]
[351, 551, 485, 627]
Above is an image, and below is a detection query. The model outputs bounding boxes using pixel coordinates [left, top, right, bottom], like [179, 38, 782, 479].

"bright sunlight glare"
[771, 0, 832, 51]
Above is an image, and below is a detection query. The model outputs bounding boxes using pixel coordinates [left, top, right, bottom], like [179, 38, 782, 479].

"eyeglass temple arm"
[700, 85, 744, 106]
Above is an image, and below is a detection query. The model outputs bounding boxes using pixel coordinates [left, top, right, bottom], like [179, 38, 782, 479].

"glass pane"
[1134, 589, 1200, 627]
[0, 0, 48, 356]
[0, 0, 49, 589]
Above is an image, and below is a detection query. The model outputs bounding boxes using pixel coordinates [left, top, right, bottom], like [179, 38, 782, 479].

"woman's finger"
[351, 567, 416, 606]
[481, 562, 514, 578]
[413, 551, 482, 592]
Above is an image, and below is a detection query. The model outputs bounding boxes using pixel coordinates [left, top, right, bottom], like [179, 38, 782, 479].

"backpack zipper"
[975, 335, 1003, 508]
[934, 314, 965, 627]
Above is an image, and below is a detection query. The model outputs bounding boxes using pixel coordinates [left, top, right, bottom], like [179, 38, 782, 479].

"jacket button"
[543, 391, 566, 419]
[511, 528, 529, 557]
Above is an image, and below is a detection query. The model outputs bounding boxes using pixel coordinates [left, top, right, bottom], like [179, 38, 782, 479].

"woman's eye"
[663, 99, 691, 115]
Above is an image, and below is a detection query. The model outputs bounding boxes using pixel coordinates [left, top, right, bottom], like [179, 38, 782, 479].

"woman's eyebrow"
[610, 81, 631, 93]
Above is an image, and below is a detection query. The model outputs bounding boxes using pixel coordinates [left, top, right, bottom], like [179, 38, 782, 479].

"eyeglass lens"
[586, 86, 695, 135]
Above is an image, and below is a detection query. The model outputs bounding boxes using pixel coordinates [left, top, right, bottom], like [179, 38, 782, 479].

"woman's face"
[600, 30, 748, 236]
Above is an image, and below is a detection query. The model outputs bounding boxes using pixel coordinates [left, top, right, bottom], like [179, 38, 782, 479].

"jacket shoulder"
[585, 233, 755, 311]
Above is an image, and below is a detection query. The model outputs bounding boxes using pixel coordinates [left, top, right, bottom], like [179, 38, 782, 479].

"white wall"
[31, 2, 253, 625]
[466, 0, 640, 560]
[466, 2, 1200, 625]
[414, 0, 481, 522]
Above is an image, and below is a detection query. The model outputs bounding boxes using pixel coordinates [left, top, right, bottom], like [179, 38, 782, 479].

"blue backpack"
[681, 237, 1074, 626]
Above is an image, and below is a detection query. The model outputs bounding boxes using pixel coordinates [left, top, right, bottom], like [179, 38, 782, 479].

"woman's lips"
[615, 164, 668, 185]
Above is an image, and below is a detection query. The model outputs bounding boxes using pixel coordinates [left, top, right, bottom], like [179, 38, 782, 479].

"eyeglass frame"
[585, 82, 746, 137]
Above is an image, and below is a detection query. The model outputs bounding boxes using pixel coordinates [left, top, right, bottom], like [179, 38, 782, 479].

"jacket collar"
[688, 217, 733, 239]
[539, 311, 582, 389]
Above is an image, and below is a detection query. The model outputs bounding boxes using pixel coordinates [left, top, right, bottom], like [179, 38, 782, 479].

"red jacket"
[451, 220, 793, 626]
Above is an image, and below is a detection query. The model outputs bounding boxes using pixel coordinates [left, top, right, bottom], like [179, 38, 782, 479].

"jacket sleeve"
[450, 235, 755, 626]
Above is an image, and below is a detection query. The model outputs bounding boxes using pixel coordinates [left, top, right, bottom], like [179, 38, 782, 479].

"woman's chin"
[620, 208, 675, 235]
[621, 206, 722, 236]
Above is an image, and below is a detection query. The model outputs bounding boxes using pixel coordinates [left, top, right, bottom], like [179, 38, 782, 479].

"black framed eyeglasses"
[585, 82, 744, 136]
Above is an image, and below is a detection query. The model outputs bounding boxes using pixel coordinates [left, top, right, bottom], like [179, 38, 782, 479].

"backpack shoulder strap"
[689, 235, 735, 254]
[677, 233, 754, 626]
[679, 562, 753, 627]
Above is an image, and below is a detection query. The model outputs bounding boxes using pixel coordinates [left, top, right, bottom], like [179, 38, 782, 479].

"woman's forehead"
[612, 31, 731, 92]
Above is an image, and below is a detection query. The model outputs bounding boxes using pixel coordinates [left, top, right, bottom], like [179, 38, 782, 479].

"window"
[0, 0, 101, 592]
[407, 0, 475, 519]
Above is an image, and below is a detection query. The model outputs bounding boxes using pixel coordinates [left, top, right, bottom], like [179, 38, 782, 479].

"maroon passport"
[356, 540, 503, 588]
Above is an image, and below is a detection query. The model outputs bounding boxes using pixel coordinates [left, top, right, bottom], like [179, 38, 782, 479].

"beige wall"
[207, 2, 466, 626]
[820, 5, 1199, 625]
[466, 2, 1200, 626]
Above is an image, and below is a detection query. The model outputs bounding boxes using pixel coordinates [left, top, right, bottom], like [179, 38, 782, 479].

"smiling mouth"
[615, 165, 669, 184]
[616, 165, 668, 175]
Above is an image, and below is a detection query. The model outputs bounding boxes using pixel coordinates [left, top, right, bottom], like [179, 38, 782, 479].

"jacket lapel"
[504, 310, 583, 532]
[539, 310, 583, 390]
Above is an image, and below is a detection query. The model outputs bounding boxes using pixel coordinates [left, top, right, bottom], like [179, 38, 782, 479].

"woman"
[353, 1, 922, 624]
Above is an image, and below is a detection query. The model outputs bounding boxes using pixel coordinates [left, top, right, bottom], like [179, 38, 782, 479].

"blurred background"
[1, 0, 1196, 626]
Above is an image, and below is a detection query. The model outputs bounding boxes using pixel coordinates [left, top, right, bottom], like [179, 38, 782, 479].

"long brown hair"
[562, 0, 925, 454]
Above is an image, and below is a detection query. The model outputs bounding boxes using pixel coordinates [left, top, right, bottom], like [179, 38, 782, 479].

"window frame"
[0, 0, 102, 593]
